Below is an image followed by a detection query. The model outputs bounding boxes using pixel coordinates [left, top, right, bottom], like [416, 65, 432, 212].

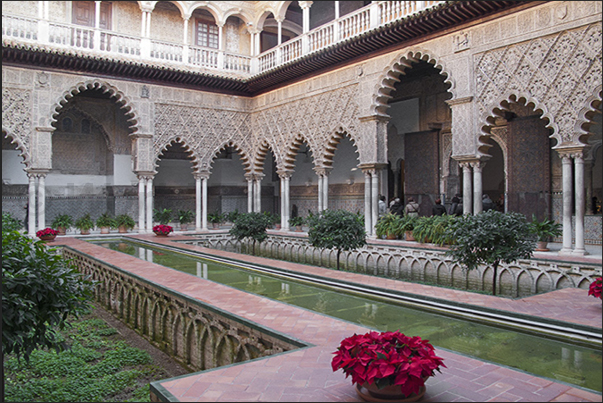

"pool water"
[94, 239, 602, 393]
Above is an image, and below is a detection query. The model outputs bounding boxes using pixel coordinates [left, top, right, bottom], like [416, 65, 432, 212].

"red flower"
[588, 277, 602, 300]
[152, 224, 173, 235]
[332, 331, 446, 396]
[36, 227, 59, 238]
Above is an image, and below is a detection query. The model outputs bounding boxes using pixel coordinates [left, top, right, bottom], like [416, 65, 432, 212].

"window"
[62, 117, 73, 132]
[195, 19, 219, 48]
[72, 1, 112, 29]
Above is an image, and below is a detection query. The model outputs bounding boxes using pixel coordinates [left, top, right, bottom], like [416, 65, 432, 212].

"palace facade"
[2, 1, 602, 252]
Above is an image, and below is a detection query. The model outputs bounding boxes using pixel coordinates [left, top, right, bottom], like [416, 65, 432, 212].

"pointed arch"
[371, 48, 455, 118]
[207, 140, 252, 174]
[282, 134, 315, 171]
[51, 79, 140, 134]
[154, 136, 200, 170]
[321, 126, 360, 168]
[2, 128, 31, 169]
[252, 139, 279, 174]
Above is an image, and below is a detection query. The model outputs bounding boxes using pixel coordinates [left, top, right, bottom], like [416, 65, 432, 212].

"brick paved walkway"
[51, 234, 602, 402]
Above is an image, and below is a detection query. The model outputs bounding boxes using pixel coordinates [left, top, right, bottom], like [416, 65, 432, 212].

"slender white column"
[277, 20, 282, 45]
[280, 176, 286, 229]
[323, 173, 329, 211]
[364, 170, 372, 236]
[461, 163, 472, 215]
[195, 176, 202, 231]
[472, 161, 484, 214]
[573, 155, 587, 255]
[247, 179, 253, 212]
[254, 178, 262, 212]
[302, 5, 310, 33]
[94, 1, 101, 28]
[146, 11, 152, 37]
[138, 177, 145, 232]
[28, 174, 37, 235]
[145, 177, 153, 231]
[560, 155, 573, 254]
[371, 171, 379, 237]
[317, 174, 324, 212]
[218, 23, 224, 50]
[183, 17, 189, 44]
[37, 174, 46, 230]
[284, 176, 291, 231]
[202, 177, 208, 230]
[141, 11, 147, 37]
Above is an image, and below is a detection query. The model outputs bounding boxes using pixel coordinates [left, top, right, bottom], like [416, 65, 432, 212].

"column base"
[558, 247, 574, 256]
[572, 248, 589, 256]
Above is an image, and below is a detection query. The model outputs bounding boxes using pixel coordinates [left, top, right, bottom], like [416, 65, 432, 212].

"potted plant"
[208, 211, 223, 229]
[399, 215, 418, 241]
[588, 277, 602, 300]
[272, 214, 282, 230]
[177, 209, 194, 231]
[96, 212, 116, 234]
[152, 224, 173, 237]
[226, 210, 240, 225]
[332, 330, 446, 401]
[153, 208, 172, 225]
[51, 214, 73, 235]
[289, 216, 304, 231]
[115, 214, 136, 233]
[529, 215, 562, 251]
[375, 212, 402, 239]
[74, 213, 95, 235]
[36, 227, 59, 242]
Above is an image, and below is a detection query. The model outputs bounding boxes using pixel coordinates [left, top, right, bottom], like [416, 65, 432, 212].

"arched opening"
[289, 141, 315, 218]
[154, 141, 196, 224]
[257, 147, 279, 215]
[2, 132, 28, 225]
[329, 135, 362, 213]
[49, 88, 136, 228]
[386, 59, 452, 216]
[482, 139, 506, 212]
[209, 144, 249, 216]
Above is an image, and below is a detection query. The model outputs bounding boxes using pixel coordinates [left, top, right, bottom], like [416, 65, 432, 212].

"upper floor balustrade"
[3, 1, 442, 78]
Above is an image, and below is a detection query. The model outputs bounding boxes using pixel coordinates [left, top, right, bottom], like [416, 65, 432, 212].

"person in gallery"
[432, 198, 447, 216]
[449, 193, 461, 215]
[404, 197, 420, 217]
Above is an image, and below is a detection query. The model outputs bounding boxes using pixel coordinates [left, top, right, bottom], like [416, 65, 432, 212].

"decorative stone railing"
[62, 247, 303, 373]
[2, 1, 442, 77]
[182, 232, 602, 298]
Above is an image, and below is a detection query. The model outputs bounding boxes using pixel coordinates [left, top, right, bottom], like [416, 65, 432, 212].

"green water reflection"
[95, 240, 602, 393]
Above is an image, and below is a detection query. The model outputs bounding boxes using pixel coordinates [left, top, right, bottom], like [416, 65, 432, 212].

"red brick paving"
[50, 234, 602, 402]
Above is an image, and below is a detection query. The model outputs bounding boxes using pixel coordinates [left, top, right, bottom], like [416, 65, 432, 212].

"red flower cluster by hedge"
[153, 224, 173, 235]
[332, 331, 446, 396]
[588, 277, 602, 300]
[36, 227, 59, 237]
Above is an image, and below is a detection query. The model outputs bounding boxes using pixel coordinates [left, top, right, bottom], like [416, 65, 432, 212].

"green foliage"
[412, 215, 458, 246]
[2, 212, 23, 232]
[153, 209, 172, 225]
[96, 212, 116, 229]
[229, 212, 272, 255]
[51, 214, 74, 229]
[225, 210, 240, 223]
[289, 216, 304, 227]
[115, 214, 136, 230]
[306, 209, 367, 270]
[444, 210, 535, 295]
[375, 212, 403, 238]
[208, 211, 224, 224]
[4, 310, 168, 403]
[529, 214, 562, 242]
[177, 209, 194, 224]
[398, 215, 418, 232]
[2, 231, 94, 362]
[75, 214, 95, 231]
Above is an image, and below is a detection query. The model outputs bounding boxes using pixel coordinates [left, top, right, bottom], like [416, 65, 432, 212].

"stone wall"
[62, 247, 304, 373]
[186, 233, 602, 298]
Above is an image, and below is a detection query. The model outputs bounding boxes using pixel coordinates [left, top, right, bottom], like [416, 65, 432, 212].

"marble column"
[471, 160, 485, 214]
[323, 172, 329, 211]
[254, 177, 262, 213]
[461, 162, 472, 215]
[202, 177, 208, 231]
[37, 173, 46, 230]
[573, 154, 587, 255]
[145, 176, 153, 231]
[559, 154, 573, 254]
[195, 175, 202, 231]
[317, 173, 324, 212]
[138, 176, 146, 232]
[28, 173, 37, 235]
[363, 170, 372, 236]
[284, 175, 291, 231]
[585, 159, 594, 215]
[247, 177, 253, 212]
[371, 170, 379, 236]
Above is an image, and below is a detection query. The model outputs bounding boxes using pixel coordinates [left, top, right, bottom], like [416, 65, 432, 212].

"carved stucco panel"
[475, 22, 602, 149]
[450, 99, 475, 157]
[2, 87, 32, 165]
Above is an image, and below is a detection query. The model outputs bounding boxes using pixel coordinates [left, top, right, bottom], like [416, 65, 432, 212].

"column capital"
[193, 171, 210, 180]
[445, 96, 473, 107]
[136, 171, 155, 180]
[26, 169, 50, 177]
[556, 146, 586, 160]
[277, 170, 294, 179]
[314, 167, 332, 177]
[299, 1, 313, 10]
[358, 115, 391, 124]
[244, 172, 264, 181]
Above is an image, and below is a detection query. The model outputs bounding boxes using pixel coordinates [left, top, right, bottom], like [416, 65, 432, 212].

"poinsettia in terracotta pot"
[588, 277, 602, 300]
[36, 227, 59, 242]
[332, 330, 446, 402]
[153, 224, 173, 236]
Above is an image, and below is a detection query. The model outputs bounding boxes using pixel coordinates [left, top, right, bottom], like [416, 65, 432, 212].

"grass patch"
[3, 307, 173, 402]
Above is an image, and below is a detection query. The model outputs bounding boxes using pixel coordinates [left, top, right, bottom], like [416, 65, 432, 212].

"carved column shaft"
[560, 155, 573, 254]
[37, 174, 46, 230]
[574, 155, 586, 255]
[460, 163, 473, 215]
[138, 176, 146, 231]
[363, 170, 372, 235]
[28, 174, 37, 236]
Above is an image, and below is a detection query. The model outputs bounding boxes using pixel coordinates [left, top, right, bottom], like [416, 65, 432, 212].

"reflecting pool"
[93, 239, 602, 393]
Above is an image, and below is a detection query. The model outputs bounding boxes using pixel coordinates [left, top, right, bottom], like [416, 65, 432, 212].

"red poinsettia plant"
[152, 224, 173, 235]
[36, 227, 59, 238]
[588, 277, 602, 300]
[331, 331, 446, 396]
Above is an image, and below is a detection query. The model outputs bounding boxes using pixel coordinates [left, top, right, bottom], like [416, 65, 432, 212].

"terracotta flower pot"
[356, 382, 426, 402]
[154, 232, 169, 237]
[100, 227, 110, 234]
[80, 230, 90, 235]
[118, 225, 128, 233]
[39, 235, 56, 242]
[405, 231, 416, 241]
[535, 241, 549, 251]
[386, 233, 397, 240]
[57, 226, 67, 235]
